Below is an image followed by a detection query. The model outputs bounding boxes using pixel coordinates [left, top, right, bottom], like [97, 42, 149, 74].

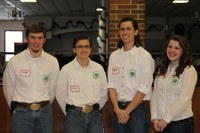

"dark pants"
[114, 103, 148, 133]
[11, 104, 53, 133]
[64, 108, 103, 133]
[156, 117, 194, 133]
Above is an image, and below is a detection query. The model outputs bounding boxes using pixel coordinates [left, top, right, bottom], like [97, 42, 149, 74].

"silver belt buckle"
[30, 103, 41, 110]
[82, 105, 93, 113]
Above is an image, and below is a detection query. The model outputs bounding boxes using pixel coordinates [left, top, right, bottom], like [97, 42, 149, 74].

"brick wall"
[108, 0, 145, 53]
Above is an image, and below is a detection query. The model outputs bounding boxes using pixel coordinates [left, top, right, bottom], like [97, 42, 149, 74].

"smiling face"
[118, 21, 138, 46]
[167, 39, 183, 65]
[73, 39, 92, 61]
[27, 32, 46, 57]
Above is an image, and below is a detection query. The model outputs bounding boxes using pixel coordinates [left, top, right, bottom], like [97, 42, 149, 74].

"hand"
[152, 119, 161, 132]
[115, 108, 130, 124]
[157, 119, 167, 131]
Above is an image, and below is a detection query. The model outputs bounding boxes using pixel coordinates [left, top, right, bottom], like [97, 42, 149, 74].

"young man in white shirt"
[3, 24, 60, 133]
[56, 33, 108, 133]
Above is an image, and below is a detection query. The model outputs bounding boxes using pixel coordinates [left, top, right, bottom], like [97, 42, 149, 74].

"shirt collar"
[73, 57, 92, 69]
[119, 46, 138, 56]
[25, 48, 45, 58]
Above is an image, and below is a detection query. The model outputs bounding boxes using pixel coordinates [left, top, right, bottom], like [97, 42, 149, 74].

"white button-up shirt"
[56, 57, 108, 114]
[150, 64, 197, 123]
[3, 49, 60, 107]
[108, 46, 155, 101]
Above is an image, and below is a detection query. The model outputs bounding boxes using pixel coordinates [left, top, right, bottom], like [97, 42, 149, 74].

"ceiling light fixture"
[172, 0, 189, 3]
[20, 0, 37, 2]
[96, 8, 103, 12]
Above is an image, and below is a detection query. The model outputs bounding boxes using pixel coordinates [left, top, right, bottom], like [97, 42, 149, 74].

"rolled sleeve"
[137, 84, 151, 95]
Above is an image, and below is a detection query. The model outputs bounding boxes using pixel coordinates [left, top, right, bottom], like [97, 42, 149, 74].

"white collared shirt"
[150, 64, 197, 123]
[56, 57, 108, 114]
[3, 49, 60, 107]
[107, 46, 155, 101]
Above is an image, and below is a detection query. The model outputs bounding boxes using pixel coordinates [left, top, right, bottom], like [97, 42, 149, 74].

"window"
[5, 30, 23, 61]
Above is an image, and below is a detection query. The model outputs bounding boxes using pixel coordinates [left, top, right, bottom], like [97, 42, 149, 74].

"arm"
[125, 91, 145, 115]
[99, 67, 108, 109]
[150, 77, 158, 119]
[3, 60, 15, 108]
[49, 60, 60, 103]
[150, 77, 160, 131]
[56, 69, 68, 115]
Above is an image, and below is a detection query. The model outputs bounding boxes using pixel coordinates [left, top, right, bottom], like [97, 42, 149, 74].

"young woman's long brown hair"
[159, 35, 193, 78]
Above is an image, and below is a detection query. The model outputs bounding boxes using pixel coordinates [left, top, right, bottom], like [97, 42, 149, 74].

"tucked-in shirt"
[107, 46, 155, 101]
[150, 64, 198, 123]
[56, 57, 108, 115]
[3, 49, 60, 107]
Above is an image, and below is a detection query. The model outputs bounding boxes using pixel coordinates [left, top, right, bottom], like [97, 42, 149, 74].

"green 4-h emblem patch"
[93, 71, 100, 79]
[171, 76, 179, 85]
[129, 70, 136, 78]
[43, 75, 49, 82]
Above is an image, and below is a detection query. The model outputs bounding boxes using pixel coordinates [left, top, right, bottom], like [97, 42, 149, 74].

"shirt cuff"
[107, 82, 115, 89]
[163, 113, 173, 123]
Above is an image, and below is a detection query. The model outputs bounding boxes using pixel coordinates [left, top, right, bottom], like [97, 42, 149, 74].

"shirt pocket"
[125, 65, 139, 88]
[67, 81, 82, 99]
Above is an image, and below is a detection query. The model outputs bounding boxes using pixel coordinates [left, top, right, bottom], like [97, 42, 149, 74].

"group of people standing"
[3, 16, 197, 133]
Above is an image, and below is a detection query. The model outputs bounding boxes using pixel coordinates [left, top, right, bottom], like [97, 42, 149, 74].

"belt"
[118, 101, 144, 110]
[118, 101, 131, 109]
[14, 100, 50, 111]
[66, 103, 99, 113]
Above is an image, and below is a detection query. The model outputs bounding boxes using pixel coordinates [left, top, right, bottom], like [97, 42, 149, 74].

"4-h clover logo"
[129, 70, 136, 78]
[93, 71, 100, 79]
[43, 75, 49, 82]
[171, 76, 179, 85]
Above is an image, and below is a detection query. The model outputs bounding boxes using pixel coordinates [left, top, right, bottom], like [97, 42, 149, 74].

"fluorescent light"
[96, 8, 103, 12]
[5, 0, 21, 11]
[20, 0, 37, 2]
[173, 0, 189, 3]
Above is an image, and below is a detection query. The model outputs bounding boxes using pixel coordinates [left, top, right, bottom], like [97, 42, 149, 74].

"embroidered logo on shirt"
[43, 75, 49, 82]
[70, 85, 80, 92]
[20, 69, 31, 77]
[93, 71, 100, 79]
[171, 76, 179, 85]
[112, 67, 120, 74]
[129, 69, 136, 78]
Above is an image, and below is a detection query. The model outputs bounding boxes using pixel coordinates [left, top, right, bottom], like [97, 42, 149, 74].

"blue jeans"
[11, 103, 53, 133]
[64, 108, 103, 133]
[156, 117, 194, 133]
[114, 103, 148, 133]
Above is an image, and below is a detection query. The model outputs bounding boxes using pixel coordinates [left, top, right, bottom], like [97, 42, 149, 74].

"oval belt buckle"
[30, 103, 41, 110]
[82, 105, 93, 113]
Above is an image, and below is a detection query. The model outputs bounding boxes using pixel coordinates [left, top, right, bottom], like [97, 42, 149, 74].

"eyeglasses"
[75, 45, 91, 49]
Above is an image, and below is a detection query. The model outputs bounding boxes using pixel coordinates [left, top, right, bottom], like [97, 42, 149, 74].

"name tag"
[20, 69, 31, 77]
[112, 67, 120, 74]
[70, 85, 80, 92]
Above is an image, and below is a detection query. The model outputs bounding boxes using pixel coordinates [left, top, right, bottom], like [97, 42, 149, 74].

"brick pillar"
[108, 0, 145, 53]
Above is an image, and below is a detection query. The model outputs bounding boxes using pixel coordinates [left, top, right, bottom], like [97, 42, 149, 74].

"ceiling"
[0, 0, 200, 19]
[146, 0, 200, 18]
[0, 0, 103, 20]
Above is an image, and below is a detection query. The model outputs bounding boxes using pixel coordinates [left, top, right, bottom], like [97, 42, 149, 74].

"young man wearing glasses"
[56, 33, 108, 133]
